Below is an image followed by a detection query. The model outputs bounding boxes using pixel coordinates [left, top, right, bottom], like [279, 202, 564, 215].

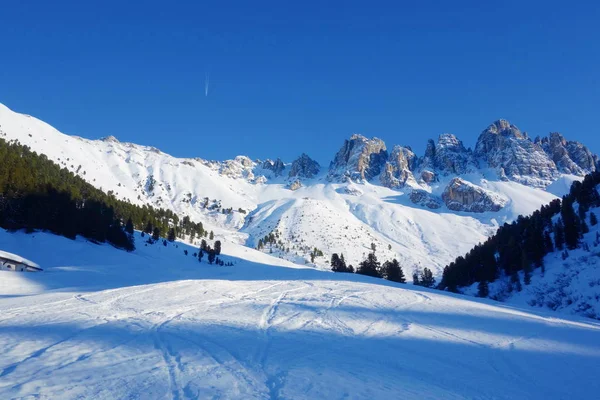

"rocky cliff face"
[289, 153, 320, 179]
[474, 120, 559, 187]
[261, 158, 285, 177]
[442, 178, 507, 213]
[538, 133, 598, 176]
[328, 134, 387, 181]
[409, 189, 442, 209]
[380, 145, 417, 188]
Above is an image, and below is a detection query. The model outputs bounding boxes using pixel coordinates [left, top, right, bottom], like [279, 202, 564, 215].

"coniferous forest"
[0, 139, 205, 250]
[329, 172, 600, 295]
[440, 172, 600, 293]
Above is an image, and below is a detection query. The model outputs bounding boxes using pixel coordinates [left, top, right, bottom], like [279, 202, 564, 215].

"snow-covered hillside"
[465, 191, 600, 320]
[0, 103, 592, 277]
[1, 230, 600, 399]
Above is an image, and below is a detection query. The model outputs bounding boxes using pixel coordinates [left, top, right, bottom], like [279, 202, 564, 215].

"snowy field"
[1, 230, 600, 399]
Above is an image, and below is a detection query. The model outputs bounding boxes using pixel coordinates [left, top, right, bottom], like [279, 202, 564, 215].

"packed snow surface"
[1, 230, 600, 399]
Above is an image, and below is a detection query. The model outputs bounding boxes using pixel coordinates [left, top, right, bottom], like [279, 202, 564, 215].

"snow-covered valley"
[1, 230, 600, 399]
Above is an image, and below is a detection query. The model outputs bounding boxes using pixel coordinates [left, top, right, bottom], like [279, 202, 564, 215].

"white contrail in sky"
[205, 72, 209, 97]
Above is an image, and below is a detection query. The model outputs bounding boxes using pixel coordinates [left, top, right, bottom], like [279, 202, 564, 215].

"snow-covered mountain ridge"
[0, 102, 596, 276]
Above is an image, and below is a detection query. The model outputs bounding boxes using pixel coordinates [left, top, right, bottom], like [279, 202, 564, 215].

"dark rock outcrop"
[289, 153, 320, 179]
[442, 178, 506, 213]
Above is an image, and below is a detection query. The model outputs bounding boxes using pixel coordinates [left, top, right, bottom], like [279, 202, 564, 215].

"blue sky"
[1, 1, 599, 165]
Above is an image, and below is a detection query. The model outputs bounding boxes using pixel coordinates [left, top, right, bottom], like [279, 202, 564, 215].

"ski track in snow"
[1, 227, 600, 399]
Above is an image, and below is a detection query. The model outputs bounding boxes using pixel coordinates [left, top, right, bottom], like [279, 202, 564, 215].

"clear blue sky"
[1, 1, 599, 165]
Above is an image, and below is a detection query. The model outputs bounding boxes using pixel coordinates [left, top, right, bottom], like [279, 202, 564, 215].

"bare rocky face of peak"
[474, 120, 558, 187]
[380, 145, 417, 188]
[289, 153, 320, 179]
[539, 132, 598, 176]
[419, 133, 475, 176]
[328, 135, 388, 182]
[261, 158, 285, 177]
[442, 178, 507, 213]
[100, 135, 120, 143]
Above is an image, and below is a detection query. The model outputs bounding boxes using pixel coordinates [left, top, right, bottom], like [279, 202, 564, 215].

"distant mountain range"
[0, 102, 597, 276]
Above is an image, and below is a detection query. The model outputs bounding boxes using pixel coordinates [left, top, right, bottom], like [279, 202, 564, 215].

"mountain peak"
[328, 135, 387, 181]
[101, 135, 120, 143]
[289, 153, 320, 179]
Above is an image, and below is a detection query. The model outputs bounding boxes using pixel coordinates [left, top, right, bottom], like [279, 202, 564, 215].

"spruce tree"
[125, 217, 134, 235]
[207, 249, 216, 264]
[412, 266, 421, 286]
[383, 259, 406, 283]
[420, 267, 436, 288]
[330, 253, 342, 272]
[477, 280, 489, 298]
[554, 220, 565, 250]
[144, 221, 153, 234]
[543, 231, 554, 253]
[167, 227, 176, 242]
[152, 227, 160, 241]
[356, 252, 382, 278]
[201, 239, 208, 251]
[561, 199, 580, 249]
[209, 231, 214, 240]
[198, 249, 204, 262]
[214, 240, 222, 255]
[522, 250, 532, 285]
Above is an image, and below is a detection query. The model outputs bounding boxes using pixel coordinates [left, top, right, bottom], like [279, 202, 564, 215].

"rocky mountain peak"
[101, 135, 120, 143]
[437, 133, 463, 149]
[261, 158, 285, 177]
[474, 120, 558, 187]
[380, 145, 417, 188]
[328, 135, 387, 181]
[486, 119, 525, 139]
[540, 132, 598, 175]
[289, 153, 320, 179]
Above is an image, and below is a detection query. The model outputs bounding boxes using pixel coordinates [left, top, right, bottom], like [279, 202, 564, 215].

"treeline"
[0, 139, 204, 250]
[440, 171, 600, 294]
[330, 248, 436, 287]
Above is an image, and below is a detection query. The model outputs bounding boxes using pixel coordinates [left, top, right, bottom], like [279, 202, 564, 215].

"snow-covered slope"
[0, 103, 589, 277]
[1, 230, 600, 399]
[465, 195, 600, 320]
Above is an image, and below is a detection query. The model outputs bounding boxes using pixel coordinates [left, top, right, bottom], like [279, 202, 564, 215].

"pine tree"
[207, 249, 216, 264]
[412, 266, 421, 286]
[209, 231, 214, 240]
[370, 243, 376, 252]
[144, 221, 153, 234]
[522, 250, 532, 285]
[581, 218, 590, 234]
[561, 199, 580, 249]
[356, 252, 382, 278]
[383, 259, 406, 283]
[477, 280, 489, 298]
[510, 271, 522, 292]
[554, 220, 565, 250]
[420, 267, 436, 288]
[201, 239, 208, 251]
[590, 212, 598, 226]
[167, 227, 176, 242]
[152, 227, 160, 241]
[125, 217, 134, 235]
[214, 240, 222, 255]
[543, 231, 554, 253]
[198, 249, 204, 262]
[331, 253, 343, 272]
